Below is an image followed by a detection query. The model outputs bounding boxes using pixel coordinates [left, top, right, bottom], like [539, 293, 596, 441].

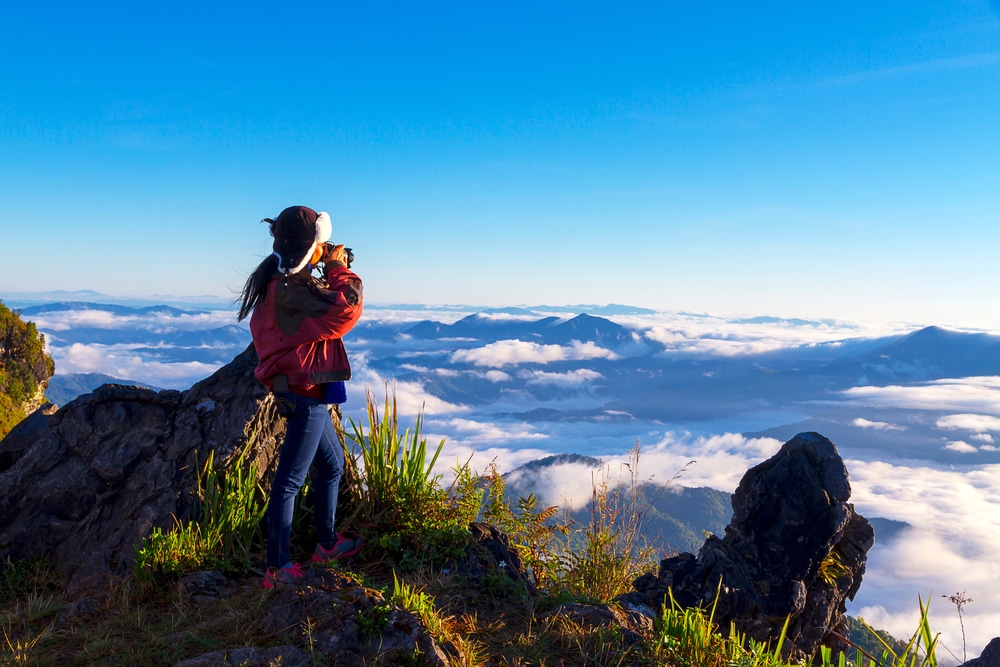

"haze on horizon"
[2, 2, 999, 329]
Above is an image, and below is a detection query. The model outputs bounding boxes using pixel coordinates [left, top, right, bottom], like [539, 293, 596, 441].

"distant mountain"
[21, 302, 203, 317]
[535, 304, 659, 316]
[857, 325, 1000, 379]
[3, 291, 232, 310]
[733, 315, 835, 327]
[407, 313, 561, 341]
[503, 455, 733, 552]
[405, 312, 636, 348]
[46, 373, 166, 407]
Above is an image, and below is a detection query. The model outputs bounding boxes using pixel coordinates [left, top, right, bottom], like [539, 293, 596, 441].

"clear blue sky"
[2, 1, 999, 326]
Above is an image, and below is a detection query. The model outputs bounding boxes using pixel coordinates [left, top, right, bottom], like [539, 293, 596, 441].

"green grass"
[133, 440, 266, 579]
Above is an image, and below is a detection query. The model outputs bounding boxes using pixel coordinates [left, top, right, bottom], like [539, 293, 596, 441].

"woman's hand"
[321, 243, 349, 266]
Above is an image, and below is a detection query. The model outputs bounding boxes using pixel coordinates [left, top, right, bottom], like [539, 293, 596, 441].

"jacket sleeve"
[299, 264, 363, 342]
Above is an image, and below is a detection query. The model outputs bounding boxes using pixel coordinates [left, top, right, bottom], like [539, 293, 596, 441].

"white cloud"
[426, 417, 549, 445]
[970, 433, 995, 444]
[344, 362, 469, 420]
[853, 417, 906, 431]
[33, 308, 238, 332]
[842, 377, 1000, 414]
[505, 460, 604, 510]
[936, 414, 1000, 432]
[450, 339, 619, 367]
[522, 368, 603, 387]
[944, 440, 979, 454]
[50, 342, 221, 389]
[483, 370, 511, 382]
[848, 460, 1000, 661]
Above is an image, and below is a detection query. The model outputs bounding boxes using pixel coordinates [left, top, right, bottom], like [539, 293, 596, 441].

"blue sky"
[2, 1, 999, 326]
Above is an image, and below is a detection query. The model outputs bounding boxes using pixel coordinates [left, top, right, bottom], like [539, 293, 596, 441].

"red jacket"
[250, 263, 363, 393]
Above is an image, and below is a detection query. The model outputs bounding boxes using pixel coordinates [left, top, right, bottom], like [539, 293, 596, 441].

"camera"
[322, 242, 355, 269]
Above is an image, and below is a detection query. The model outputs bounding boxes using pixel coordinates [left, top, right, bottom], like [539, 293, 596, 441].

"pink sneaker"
[261, 562, 305, 589]
[311, 533, 365, 565]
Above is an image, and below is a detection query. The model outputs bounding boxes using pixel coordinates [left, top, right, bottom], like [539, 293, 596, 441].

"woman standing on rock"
[238, 205, 365, 589]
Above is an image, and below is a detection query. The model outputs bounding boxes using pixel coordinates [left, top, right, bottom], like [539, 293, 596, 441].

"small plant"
[558, 444, 660, 601]
[849, 597, 939, 667]
[944, 590, 972, 663]
[356, 601, 393, 640]
[392, 573, 446, 638]
[134, 441, 266, 578]
[818, 549, 850, 586]
[480, 462, 569, 588]
[340, 387, 481, 569]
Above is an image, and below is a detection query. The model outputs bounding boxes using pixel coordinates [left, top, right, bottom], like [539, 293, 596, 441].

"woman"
[238, 205, 364, 588]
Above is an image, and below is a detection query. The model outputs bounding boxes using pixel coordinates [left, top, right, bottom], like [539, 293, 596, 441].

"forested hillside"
[0, 300, 54, 439]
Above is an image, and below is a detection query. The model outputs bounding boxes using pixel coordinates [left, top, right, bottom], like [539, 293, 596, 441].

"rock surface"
[621, 432, 874, 662]
[0, 345, 289, 595]
[961, 637, 1000, 667]
[259, 567, 452, 666]
[451, 521, 537, 594]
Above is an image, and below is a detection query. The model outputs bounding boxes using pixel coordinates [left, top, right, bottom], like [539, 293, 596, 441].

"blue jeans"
[266, 392, 344, 568]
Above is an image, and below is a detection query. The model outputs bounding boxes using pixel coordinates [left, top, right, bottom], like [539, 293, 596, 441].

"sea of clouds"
[21, 300, 1000, 662]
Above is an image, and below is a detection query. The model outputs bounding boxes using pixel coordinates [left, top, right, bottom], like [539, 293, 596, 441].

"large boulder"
[620, 432, 874, 662]
[0, 345, 288, 595]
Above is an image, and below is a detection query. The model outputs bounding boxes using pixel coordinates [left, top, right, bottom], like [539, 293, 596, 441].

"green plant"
[341, 387, 481, 569]
[558, 445, 660, 602]
[392, 573, 446, 638]
[818, 549, 850, 586]
[134, 441, 266, 578]
[480, 462, 569, 588]
[846, 597, 939, 667]
[356, 601, 393, 640]
[0, 300, 54, 440]
[944, 590, 973, 663]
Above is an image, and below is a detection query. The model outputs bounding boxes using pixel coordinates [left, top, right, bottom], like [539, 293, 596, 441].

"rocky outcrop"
[961, 638, 1000, 667]
[620, 432, 874, 662]
[0, 345, 288, 595]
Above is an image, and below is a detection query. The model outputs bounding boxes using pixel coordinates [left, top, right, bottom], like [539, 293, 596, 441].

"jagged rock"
[450, 522, 536, 594]
[622, 432, 874, 662]
[0, 345, 291, 595]
[962, 638, 1000, 667]
[179, 570, 237, 605]
[260, 567, 451, 665]
[0, 401, 57, 473]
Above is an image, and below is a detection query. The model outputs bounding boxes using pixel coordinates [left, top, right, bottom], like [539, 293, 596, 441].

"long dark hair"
[237, 254, 279, 321]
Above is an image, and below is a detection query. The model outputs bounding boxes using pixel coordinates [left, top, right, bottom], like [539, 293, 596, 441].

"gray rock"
[961, 637, 1000, 667]
[0, 345, 291, 596]
[0, 402, 57, 473]
[260, 569, 451, 665]
[175, 645, 311, 667]
[624, 432, 874, 662]
[179, 570, 236, 604]
[451, 522, 536, 594]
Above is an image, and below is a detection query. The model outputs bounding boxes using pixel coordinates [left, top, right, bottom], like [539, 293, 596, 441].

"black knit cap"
[271, 206, 318, 267]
